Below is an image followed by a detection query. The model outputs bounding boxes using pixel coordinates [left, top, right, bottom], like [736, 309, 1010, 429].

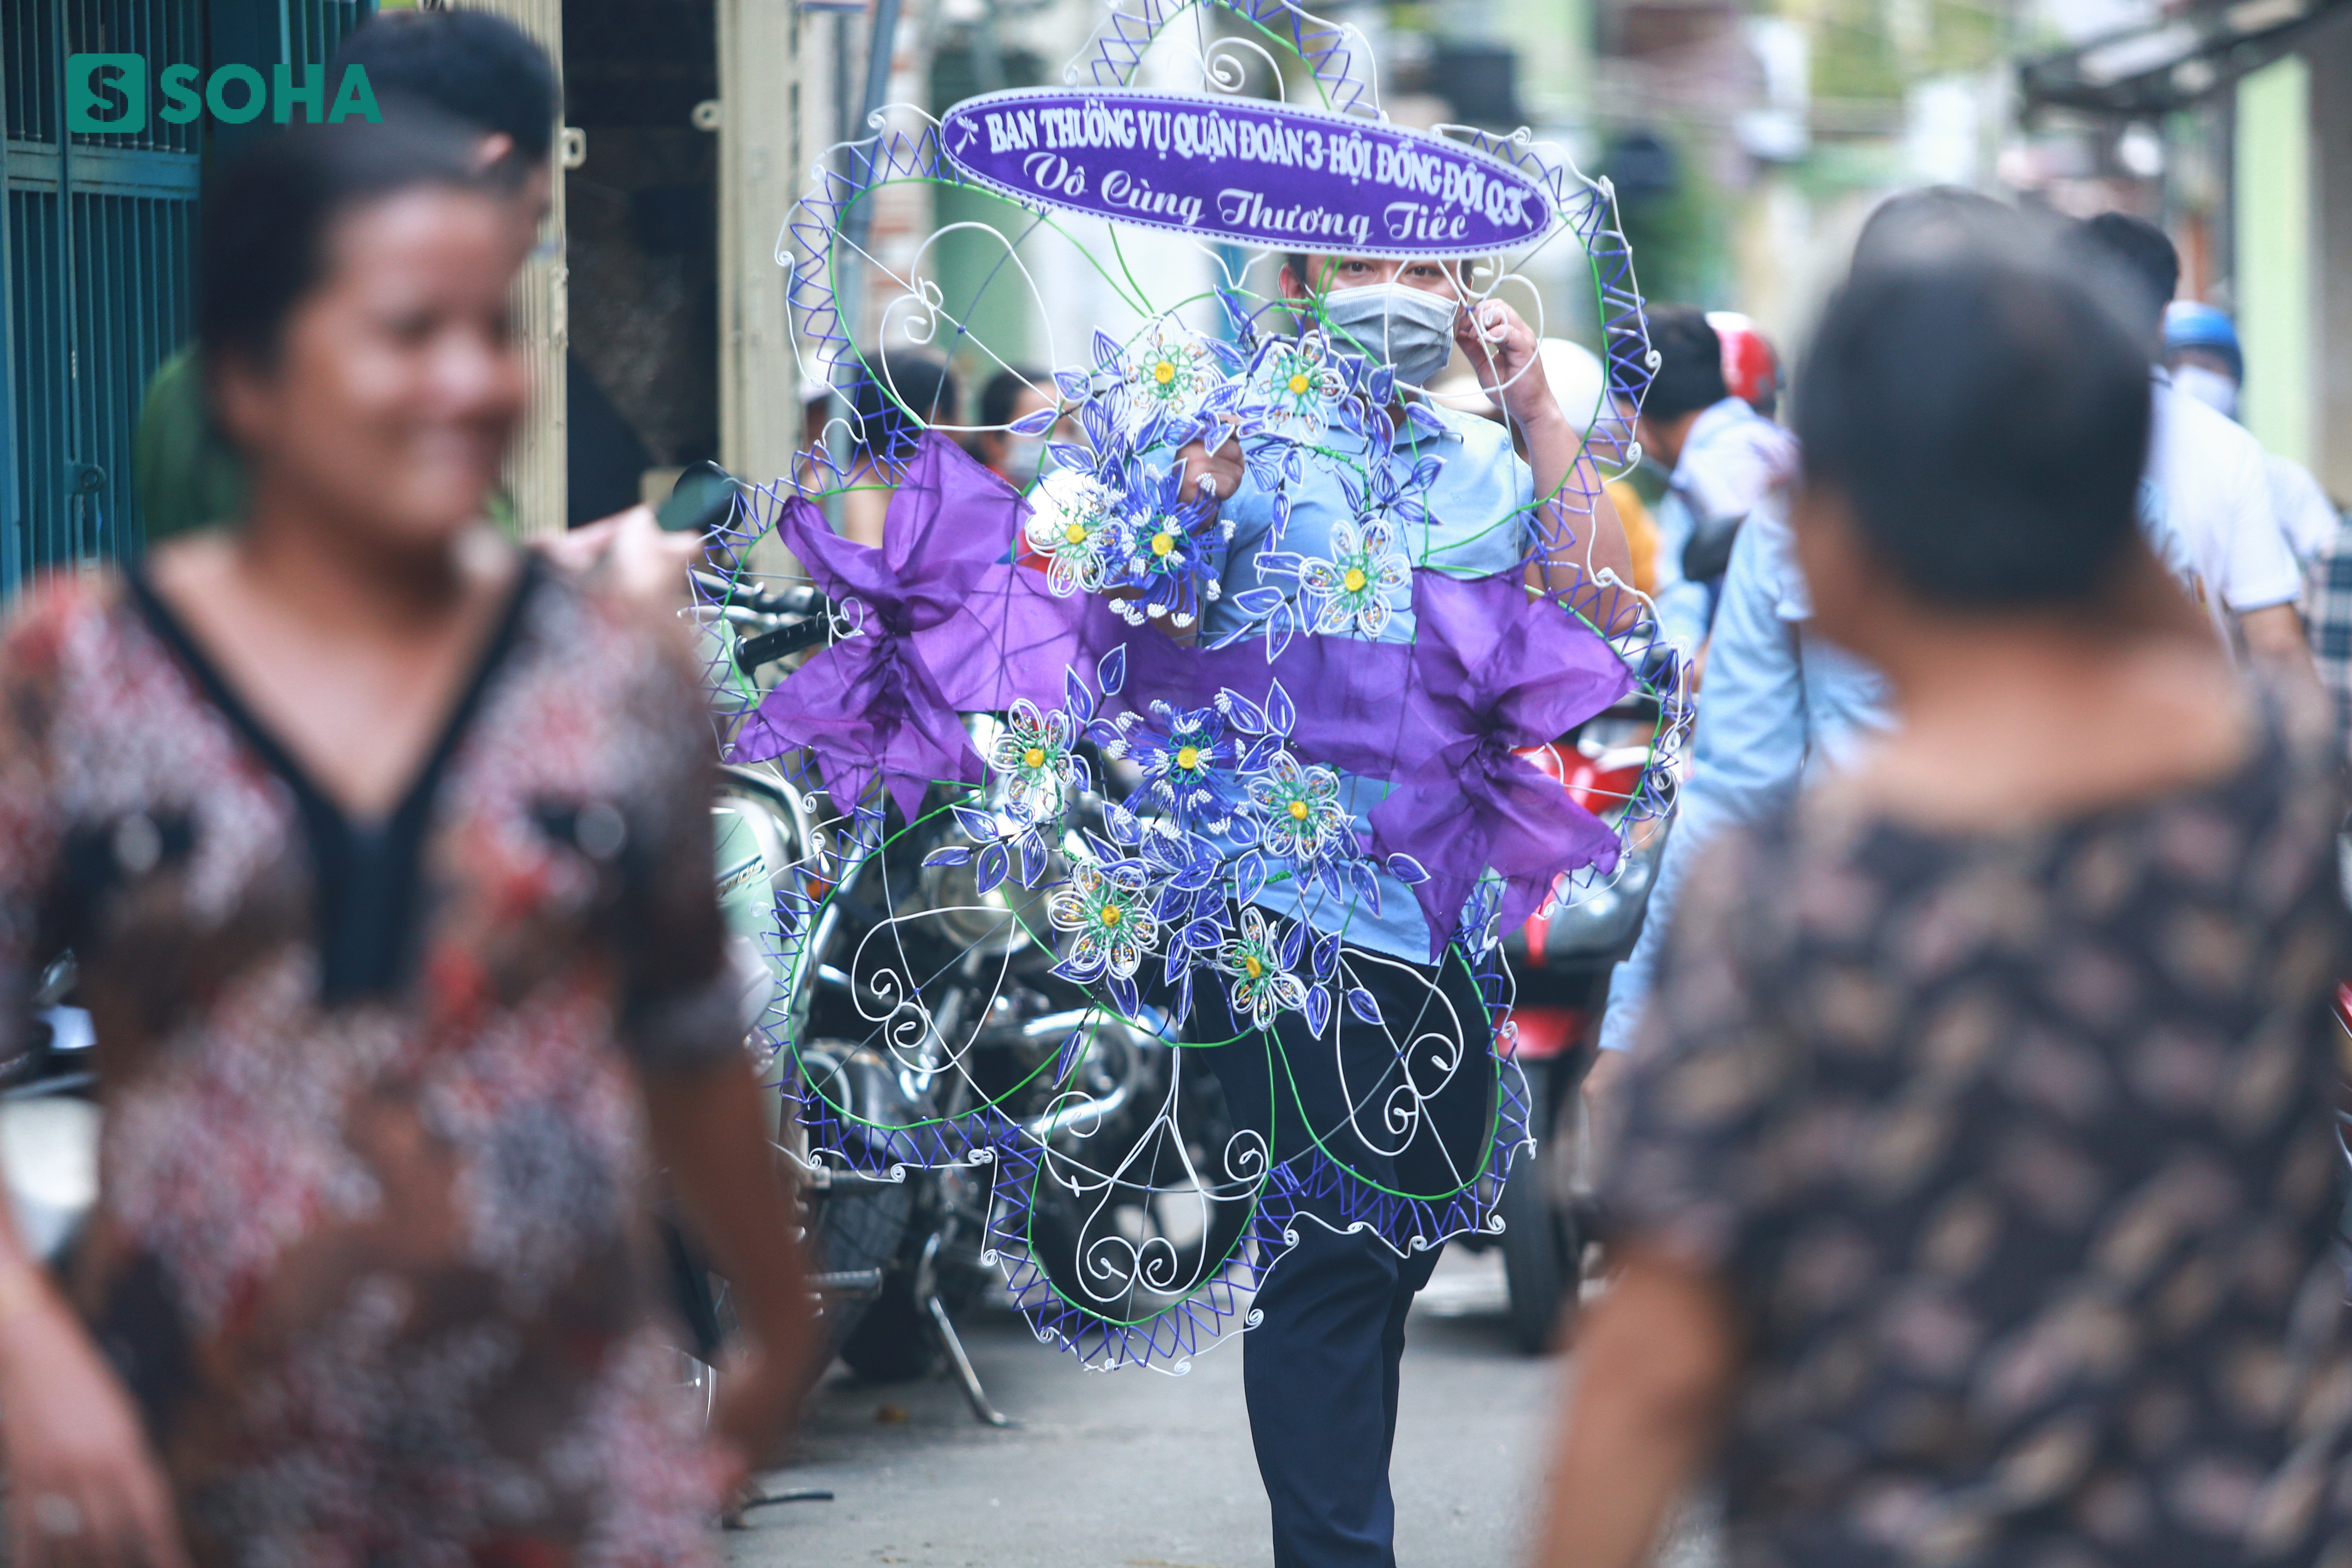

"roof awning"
[2019, 0, 2352, 114]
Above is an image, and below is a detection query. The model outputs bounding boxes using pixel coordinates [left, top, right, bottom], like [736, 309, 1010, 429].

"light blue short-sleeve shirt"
[1203, 402, 1534, 962]
[1594, 495, 1893, 1056]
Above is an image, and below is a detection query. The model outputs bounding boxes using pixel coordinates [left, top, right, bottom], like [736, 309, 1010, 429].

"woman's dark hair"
[198, 115, 498, 384]
[328, 9, 559, 169]
[1794, 249, 2152, 609]
[1641, 305, 1728, 422]
[978, 366, 1045, 430]
[850, 352, 958, 457]
[1851, 186, 2017, 277]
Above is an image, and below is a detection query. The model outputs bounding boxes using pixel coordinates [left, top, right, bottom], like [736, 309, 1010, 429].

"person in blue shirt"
[1588, 189, 2009, 1111]
[1173, 250, 1630, 1568]
[2162, 301, 2343, 568]
[1590, 494, 1894, 1082]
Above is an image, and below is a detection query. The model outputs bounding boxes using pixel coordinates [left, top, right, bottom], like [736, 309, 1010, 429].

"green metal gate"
[0, 0, 372, 597]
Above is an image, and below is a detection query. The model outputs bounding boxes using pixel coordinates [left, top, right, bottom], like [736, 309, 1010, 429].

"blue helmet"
[2163, 301, 2243, 381]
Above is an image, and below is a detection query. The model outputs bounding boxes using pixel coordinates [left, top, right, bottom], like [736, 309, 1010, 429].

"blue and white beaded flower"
[1242, 330, 1351, 444]
[986, 698, 1084, 817]
[1106, 463, 1234, 629]
[1221, 905, 1309, 1029]
[1298, 518, 1413, 638]
[1048, 859, 1160, 985]
[1110, 318, 1230, 446]
[1248, 750, 1351, 863]
[1025, 468, 1131, 597]
[1106, 702, 1247, 835]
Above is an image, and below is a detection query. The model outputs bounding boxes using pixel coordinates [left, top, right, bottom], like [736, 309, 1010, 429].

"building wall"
[2305, 5, 2352, 500]
[2234, 51, 2311, 470]
[717, 0, 803, 489]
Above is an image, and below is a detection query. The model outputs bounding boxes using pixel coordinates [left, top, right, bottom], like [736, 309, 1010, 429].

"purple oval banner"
[938, 88, 1552, 258]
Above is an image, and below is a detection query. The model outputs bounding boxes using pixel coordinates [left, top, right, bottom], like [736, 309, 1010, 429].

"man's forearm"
[2239, 601, 2322, 702]
[1522, 406, 1636, 631]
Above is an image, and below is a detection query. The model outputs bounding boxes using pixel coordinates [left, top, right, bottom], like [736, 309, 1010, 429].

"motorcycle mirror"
[659, 461, 742, 536]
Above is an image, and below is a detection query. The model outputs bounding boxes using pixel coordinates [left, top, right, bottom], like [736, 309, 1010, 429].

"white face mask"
[1321, 282, 1459, 391]
[2173, 363, 2241, 422]
[1003, 432, 1049, 482]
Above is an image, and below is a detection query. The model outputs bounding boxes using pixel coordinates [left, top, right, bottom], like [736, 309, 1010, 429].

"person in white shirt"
[2163, 300, 2343, 566]
[2071, 215, 2315, 680]
[2144, 374, 2307, 620]
[1634, 306, 1797, 654]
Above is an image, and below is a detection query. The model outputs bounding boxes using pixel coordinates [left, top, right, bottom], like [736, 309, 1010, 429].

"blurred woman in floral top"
[0, 118, 806, 1566]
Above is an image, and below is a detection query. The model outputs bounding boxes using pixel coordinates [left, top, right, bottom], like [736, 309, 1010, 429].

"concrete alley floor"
[728, 1247, 1719, 1568]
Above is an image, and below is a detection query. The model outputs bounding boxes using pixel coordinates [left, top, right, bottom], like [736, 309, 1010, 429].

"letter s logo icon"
[67, 54, 147, 135]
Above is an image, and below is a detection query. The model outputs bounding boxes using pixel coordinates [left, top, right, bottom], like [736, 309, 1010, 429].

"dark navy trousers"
[1206, 951, 1494, 1568]
[1242, 1221, 1445, 1567]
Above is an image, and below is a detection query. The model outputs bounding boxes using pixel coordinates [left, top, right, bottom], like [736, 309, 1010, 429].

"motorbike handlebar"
[735, 616, 831, 672]
[690, 569, 826, 619]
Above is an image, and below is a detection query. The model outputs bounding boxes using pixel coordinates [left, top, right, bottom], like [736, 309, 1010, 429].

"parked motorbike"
[686, 565, 919, 1396]
[692, 559, 1249, 1425]
[783, 716, 1247, 1418]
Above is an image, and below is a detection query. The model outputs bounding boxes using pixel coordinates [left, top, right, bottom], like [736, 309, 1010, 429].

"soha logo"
[67, 55, 380, 134]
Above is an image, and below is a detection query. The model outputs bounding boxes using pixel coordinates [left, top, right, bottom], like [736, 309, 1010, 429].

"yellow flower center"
[1063, 522, 1087, 544]
[1287, 372, 1310, 395]
[1152, 531, 1176, 557]
[1288, 799, 1310, 821]
[1154, 360, 1176, 385]
[1244, 955, 1265, 980]
[1176, 745, 1201, 771]
[1343, 566, 1368, 593]
[1100, 903, 1123, 927]
[1023, 746, 1046, 768]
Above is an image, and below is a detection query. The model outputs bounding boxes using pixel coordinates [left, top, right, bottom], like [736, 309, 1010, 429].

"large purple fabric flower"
[1367, 573, 1635, 958]
[1087, 575, 1632, 957]
[731, 434, 1089, 819]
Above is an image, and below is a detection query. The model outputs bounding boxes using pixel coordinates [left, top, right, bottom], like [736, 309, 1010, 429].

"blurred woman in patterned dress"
[1538, 245, 2352, 1566]
[0, 118, 806, 1566]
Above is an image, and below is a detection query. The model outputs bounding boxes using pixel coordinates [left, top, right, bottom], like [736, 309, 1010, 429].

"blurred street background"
[1, 0, 2347, 572]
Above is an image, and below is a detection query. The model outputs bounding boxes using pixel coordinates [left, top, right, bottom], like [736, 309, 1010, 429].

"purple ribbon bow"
[732, 434, 1090, 820]
[1368, 571, 1634, 959]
